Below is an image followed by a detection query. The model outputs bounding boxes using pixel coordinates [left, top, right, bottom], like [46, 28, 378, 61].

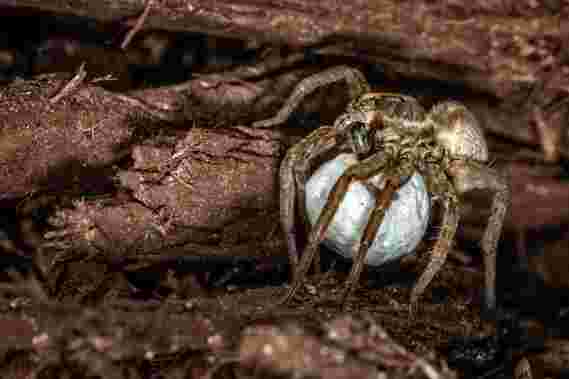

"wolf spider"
[253, 66, 509, 311]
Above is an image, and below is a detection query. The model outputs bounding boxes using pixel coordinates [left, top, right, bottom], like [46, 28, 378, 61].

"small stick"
[49, 62, 87, 104]
[121, 0, 153, 50]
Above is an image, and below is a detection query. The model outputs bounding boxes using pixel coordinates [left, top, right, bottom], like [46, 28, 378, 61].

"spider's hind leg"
[447, 160, 510, 312]
[253, 66, 370, 128]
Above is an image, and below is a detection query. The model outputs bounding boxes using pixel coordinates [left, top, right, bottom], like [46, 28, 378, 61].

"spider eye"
[349, 122, 372, 155]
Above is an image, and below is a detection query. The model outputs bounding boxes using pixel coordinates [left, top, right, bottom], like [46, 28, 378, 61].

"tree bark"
[2, 0, 568, 98]
[2, 0, 567, 158]
[0, 72, 292, 266]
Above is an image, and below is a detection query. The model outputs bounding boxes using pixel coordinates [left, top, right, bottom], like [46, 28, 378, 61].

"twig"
[112, 93, 178, 121]
[49, 62, 87, 104]
[121, 0, 153, 50]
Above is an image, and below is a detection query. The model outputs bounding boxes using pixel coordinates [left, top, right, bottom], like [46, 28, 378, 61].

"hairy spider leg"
[447, 160, 510, 312]
[280, 112, 371, 279]
[279, 127, 338, 275]
[410, 190, 460, 314]
[252, 66, 370, 128]
[340, 176, 402, 306]
[481, 175, 509, 311]
[278, 151, 389, 306]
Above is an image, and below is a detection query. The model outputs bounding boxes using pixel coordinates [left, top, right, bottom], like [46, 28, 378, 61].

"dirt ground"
[0, 249, 490, 379]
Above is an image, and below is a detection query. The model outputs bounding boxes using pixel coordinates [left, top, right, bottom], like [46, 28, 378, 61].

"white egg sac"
[305, 153, 430, 266]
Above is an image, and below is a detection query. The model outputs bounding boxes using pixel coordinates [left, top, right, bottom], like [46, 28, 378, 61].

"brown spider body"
[253, 66, 509, 312]
[429, 101, 489, 162]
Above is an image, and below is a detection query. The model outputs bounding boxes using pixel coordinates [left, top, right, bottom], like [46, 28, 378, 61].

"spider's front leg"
[340, 175, 401, 306]
[252, 66, 370, 128]
[279, 127, 338, 274]
[447, 160, 510, 312]
[278, 151, 389, 306]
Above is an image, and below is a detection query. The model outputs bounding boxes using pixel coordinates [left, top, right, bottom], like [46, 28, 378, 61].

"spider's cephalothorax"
[253, 66, 509, 312]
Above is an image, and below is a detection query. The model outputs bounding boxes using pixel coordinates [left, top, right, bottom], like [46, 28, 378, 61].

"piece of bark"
[0, 68, 308, 200]
[43, 126, 287, 271]
[0, 73, 140, 199]
[4, 2, 569, 158]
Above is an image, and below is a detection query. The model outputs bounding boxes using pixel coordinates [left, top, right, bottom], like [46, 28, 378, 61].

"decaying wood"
[0, 73, 306, 274]
[0, 72, 139, 199]
[0, 69, 299, 274]
[2, 0, 568, 158]
[43, 126, 286, 265]
[2, 1, 567, 95]
[0, 67, 308, 199]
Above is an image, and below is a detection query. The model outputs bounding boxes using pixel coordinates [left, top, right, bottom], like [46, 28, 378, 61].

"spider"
[253, 66, 510, 312]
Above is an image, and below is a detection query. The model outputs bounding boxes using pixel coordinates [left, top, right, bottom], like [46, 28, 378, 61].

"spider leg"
[277, 151, 388, 306]
[447, 160, 510, 312]
[253, 66, 370, 128]
[280, 127, 338, 276]
[410, 192, 460, 313]
[340, 176, 402, 307]
[481, 180, 509, 311]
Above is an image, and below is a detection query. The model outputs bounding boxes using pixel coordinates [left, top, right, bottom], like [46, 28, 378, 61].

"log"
[33, 123, 287, 299]
[0, 72, 137, 199]
[0, 72, 296, 268]
[1, 0, 567, 158]
[1, 0, 567, 98]
[0, 67, 307, 199]
[43, 125, 286, 263]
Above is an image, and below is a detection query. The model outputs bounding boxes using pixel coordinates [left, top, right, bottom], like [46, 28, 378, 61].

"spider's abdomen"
[305, 153, 430, 266]
[429, 101, 488, 162]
